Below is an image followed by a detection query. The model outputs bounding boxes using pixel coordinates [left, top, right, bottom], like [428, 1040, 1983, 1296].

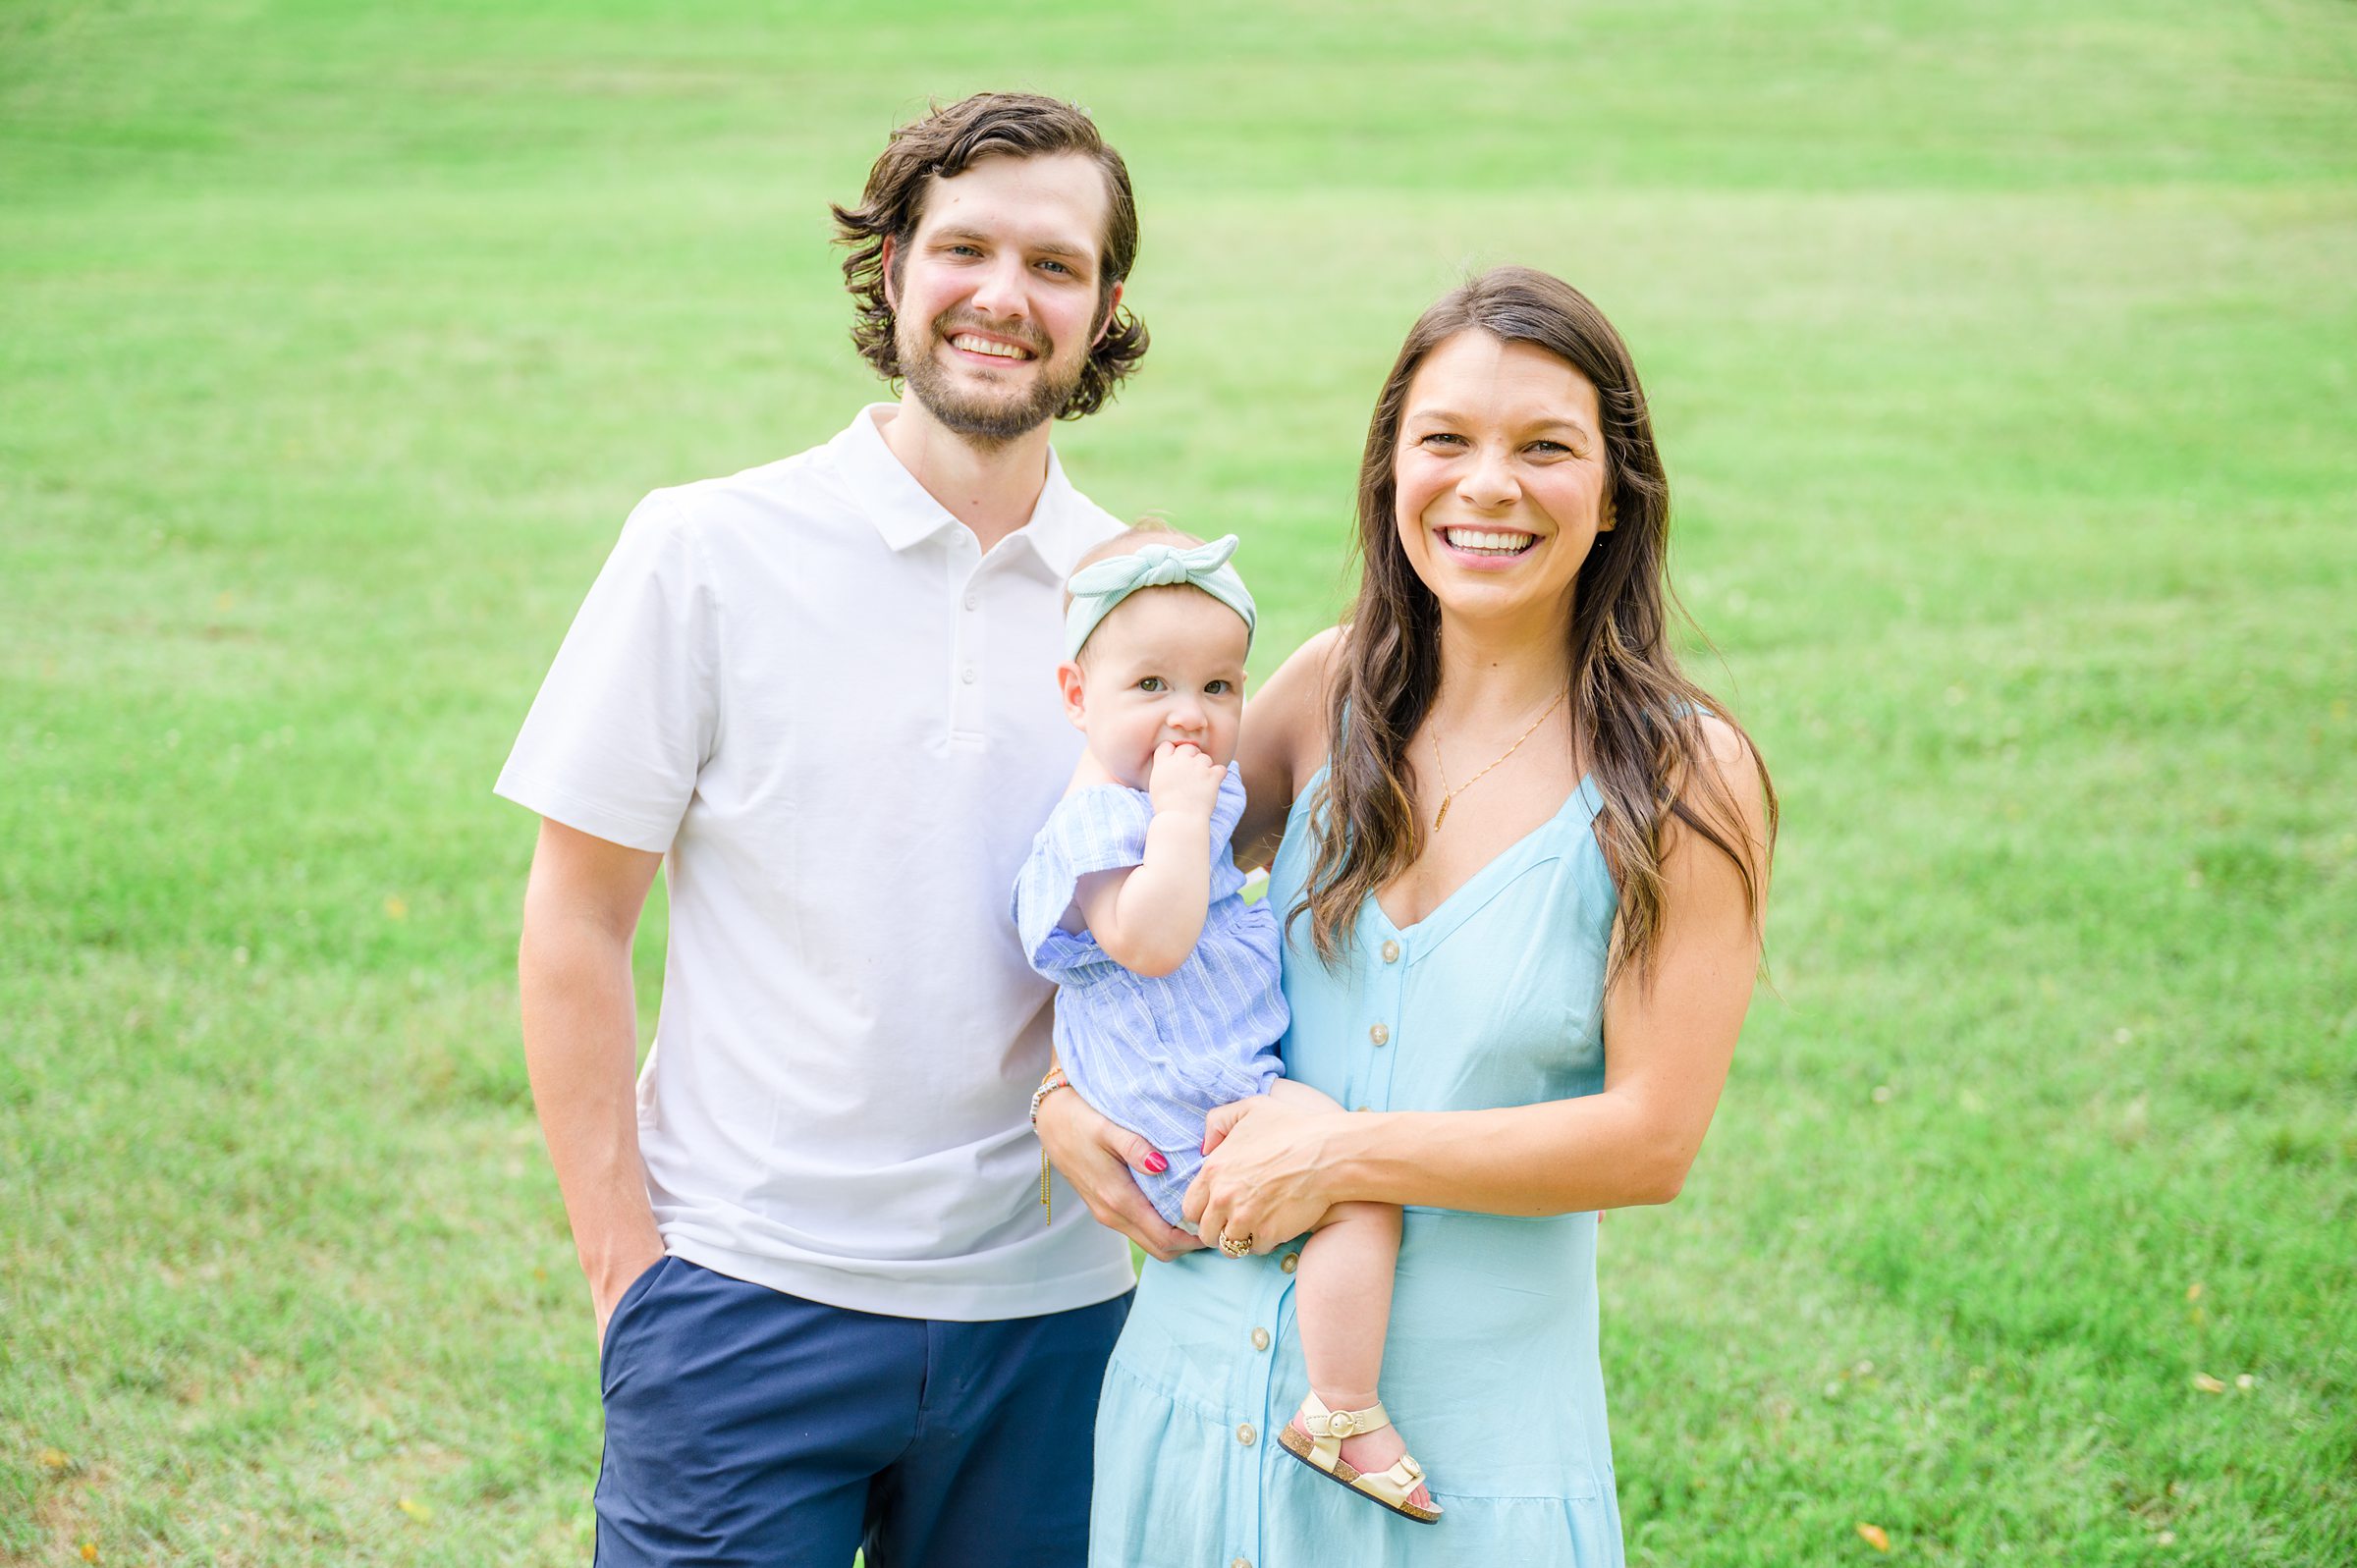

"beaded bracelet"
[1030, 1066, 1070, 1220]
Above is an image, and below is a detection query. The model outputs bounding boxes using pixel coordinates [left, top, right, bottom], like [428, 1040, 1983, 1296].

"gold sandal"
[1276, 1392, 1442, 1525]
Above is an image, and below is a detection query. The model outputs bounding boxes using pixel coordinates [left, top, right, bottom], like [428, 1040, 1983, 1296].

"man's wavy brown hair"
[831, 92, 1147, 420]
[1296, 266, 1777, 985]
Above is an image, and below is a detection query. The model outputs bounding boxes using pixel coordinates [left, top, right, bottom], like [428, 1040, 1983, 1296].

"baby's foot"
[1289, 1409, 1439, 1514]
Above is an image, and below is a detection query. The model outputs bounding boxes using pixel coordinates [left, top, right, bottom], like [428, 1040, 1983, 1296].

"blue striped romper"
[1012, 762, 1288, 1226]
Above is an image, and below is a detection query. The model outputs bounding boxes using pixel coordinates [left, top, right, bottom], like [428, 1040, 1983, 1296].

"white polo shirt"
[495, 405, 1135, 1321]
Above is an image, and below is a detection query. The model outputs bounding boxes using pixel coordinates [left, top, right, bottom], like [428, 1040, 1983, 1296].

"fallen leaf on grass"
[2185, 1281, 2204, 1301]
[80, 1545, 97, 1563]
[1856, 1522, 1891, 1551]
[2191, 1373, 2225, 1393]
[37, 1447, 70, 1470]
[398, 1495, 432, 1522]
[384, 895, 410, 920]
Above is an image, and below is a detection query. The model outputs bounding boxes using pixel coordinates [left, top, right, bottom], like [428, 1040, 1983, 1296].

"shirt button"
[1233, 1559, 1253, 1568]
[1280, 1252, 1299, 1273]
[960, 666, 977, 684]
[1355, 1105, 1369, 1113]
[1250, 1326, 1270, 1351]
[1369, 1023, 1391, 1047]
[962, 590, 979, 610]
[1381, 940, 1400, 963]
[1236, 1423, 1257, 1446]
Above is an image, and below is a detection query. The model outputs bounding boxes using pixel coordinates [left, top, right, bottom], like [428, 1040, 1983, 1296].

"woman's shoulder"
[1654, 707, 1773, 891]
[1260, 625, 1348, 779]
[1669, 709, 1767, 805]
[1237, 626, 1347, 859]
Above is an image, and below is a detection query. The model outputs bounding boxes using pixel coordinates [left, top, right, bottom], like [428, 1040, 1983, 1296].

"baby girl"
[1013, 528, 1440, 1524]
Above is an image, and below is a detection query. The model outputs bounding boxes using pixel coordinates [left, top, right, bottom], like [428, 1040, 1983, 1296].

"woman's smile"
[1433, 523, 1544, 567]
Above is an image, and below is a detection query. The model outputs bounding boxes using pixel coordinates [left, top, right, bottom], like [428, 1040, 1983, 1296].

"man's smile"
[945, 329, 1039, 362]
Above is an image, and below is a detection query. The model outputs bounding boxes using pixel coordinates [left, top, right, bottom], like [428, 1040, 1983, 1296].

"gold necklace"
[1429, 689, 1569, 832]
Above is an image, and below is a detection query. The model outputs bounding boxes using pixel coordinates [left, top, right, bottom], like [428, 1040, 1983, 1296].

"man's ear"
[879, 236, 900, 311]
[1056, 659, 1088, 730]
[1091, 280, 1124, 349]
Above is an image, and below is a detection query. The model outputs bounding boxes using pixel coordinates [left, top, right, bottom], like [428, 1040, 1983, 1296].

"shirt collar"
[834, 404, 1092, 578]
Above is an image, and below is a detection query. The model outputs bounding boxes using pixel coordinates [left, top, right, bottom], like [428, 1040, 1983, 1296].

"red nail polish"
[1143, 1151, 1169, 1173]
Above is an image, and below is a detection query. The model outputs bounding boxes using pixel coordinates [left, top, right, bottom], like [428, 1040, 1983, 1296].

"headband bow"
[1064, 534, 1257, 659]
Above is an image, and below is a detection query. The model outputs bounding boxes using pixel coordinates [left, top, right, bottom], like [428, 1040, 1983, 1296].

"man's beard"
[897, 310, 1089, 452]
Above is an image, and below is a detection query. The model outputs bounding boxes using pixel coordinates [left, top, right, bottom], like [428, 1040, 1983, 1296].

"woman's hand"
[1034, 1086, 1203, 1263]
[1183, 1092, 1343, 1256]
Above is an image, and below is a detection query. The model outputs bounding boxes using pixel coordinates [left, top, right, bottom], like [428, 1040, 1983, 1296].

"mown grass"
[4, 1, 2353, 1562]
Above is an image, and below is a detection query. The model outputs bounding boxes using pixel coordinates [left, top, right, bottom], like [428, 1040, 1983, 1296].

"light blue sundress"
[1090, 763, 1626, 1568]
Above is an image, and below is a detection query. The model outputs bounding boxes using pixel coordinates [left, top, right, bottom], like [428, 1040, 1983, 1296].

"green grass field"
[5, 1, 2354, 1562]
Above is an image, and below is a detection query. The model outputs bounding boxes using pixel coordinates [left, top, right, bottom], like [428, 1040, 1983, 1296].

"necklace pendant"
[1433, 795, 1452, 832]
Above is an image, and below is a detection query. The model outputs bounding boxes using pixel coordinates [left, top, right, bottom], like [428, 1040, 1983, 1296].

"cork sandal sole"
[1277, 1420, 1443, 1525]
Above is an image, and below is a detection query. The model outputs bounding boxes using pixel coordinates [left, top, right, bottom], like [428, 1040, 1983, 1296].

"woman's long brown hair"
[1296, 266, 1776, 983]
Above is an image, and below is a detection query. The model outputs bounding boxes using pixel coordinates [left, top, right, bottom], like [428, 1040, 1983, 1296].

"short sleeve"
[493, 492, 721, 853]
[1010, 785, 1156, 983]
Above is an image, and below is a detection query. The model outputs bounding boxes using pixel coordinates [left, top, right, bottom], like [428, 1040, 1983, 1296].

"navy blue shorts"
[594, 1256, 1130, 1567]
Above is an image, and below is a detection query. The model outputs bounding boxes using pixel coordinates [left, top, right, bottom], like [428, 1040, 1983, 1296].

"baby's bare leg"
[1265, 1082, 1437, 1512]
[1265, 1083, 1397, 1403]
[1297, 1200, 1401, 1411]
[1265, 1077, 1343, 1114]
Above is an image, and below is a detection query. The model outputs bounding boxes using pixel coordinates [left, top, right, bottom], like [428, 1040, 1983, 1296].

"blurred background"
[3, 1, 2351, 1562]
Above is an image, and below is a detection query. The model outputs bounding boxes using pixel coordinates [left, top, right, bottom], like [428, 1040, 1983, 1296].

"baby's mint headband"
[1065, 534, 1258, 659]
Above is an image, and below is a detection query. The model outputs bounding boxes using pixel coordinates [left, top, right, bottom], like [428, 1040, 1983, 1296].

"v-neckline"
[1280, 763, 1606, 955]
[1282, 768, 1593, 961]
[1369, 773, 1600, 940]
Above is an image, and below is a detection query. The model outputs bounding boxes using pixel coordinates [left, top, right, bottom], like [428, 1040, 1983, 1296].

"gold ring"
[1220, 1233, 1254, 1258]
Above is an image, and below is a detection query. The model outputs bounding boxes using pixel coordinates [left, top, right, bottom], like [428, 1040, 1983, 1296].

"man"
[498, 92, 1189, 1567]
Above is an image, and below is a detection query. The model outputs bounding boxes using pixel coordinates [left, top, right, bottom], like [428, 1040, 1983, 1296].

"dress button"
[1233, 1559, 1253, 1568]
[1369, 1023, 1390, 1047]
[1236, 1423, 1257, 1446]
[1355, 1106, 1369, 1113]
[1251, 1326, 1270, 1351]
[1280, 1252, 1299, 1273]
[1381, 940, 1399, 963]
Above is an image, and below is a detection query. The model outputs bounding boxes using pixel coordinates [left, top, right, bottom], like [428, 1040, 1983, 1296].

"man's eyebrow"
[929, 225, 1090, 261]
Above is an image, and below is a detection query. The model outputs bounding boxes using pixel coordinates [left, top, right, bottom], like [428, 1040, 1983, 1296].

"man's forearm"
[519, 916, 665, 1301]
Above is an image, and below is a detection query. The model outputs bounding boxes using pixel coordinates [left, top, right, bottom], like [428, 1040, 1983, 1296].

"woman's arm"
[1233, 625, 1344, 871]
[1185, 718, 1770, 1247]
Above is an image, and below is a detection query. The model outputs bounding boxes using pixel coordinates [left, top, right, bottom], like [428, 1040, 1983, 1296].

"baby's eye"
[1204, 679, 1233, 695]
[1137, 676, 1167, 693]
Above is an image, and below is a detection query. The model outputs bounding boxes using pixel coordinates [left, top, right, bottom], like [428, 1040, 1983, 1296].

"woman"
[1040, 265, 1775, 1566]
